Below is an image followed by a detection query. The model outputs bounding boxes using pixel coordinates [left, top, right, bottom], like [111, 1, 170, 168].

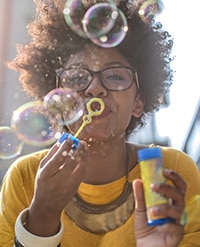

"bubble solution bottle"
[137, 147, 174, 226]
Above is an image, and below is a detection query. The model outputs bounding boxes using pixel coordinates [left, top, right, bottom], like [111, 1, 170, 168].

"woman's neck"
[82, 137, 132, 185]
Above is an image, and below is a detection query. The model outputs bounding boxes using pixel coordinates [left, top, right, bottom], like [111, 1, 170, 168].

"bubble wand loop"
[74, 98, 105, 138]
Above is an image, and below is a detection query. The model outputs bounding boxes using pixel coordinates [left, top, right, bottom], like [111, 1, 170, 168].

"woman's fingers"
[39, 142, 61, 168]
[152, 169, 186, 207]
[133, 179, 146, 212]
[66, 160, 87, 196]
[57, 140, 88, 179]
[163, 169, 187, 194]
[134, 169, 186, 227]
[40, 139, 87, 177]
[133, 179, 152, 234]
[150, 204, 182, 220]
[33, 140, 88, 212]
[151, 169, 186, 225]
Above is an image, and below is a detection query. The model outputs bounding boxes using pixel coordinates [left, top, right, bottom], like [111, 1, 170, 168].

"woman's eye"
[107, 74, 124, 81]
[70, 76, 83, 82]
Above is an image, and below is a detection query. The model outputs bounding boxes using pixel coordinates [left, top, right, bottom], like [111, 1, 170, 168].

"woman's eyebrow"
[66, 63, 87, 69]
[104, 61, 126, 67]
[65, 61, 127, 69]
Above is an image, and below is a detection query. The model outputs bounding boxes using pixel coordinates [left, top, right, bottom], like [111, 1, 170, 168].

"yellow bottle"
[138, 147, 174, 226]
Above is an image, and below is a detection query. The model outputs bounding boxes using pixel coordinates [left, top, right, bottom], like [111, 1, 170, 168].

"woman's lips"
[92, 105, 111, 119]
[82, 104, 111, 120]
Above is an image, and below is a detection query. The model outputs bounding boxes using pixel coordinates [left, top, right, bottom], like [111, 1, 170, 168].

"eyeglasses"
[56, 66, 139, 91]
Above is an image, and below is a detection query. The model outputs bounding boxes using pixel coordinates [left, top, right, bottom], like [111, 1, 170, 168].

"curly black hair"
[8, 0, 173, 136]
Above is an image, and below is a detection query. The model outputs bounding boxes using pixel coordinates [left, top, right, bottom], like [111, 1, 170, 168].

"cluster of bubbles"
[0, 88, 84, 160]
[0, 0, 164, 158]
[63, 0, 164, 48]
[63, 0, 128, 48]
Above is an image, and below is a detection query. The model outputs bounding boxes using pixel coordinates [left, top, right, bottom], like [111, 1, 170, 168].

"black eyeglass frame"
[56, 66, 140, 91]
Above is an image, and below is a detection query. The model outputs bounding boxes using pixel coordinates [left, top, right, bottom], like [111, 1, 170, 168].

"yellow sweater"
[0, 147, 200, 247]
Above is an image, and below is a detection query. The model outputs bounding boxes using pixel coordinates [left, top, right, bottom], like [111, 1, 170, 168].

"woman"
[0, 0, 199, 246]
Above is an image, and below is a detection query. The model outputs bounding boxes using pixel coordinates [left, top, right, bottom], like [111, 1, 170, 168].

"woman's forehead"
[65, 45, 131, 69]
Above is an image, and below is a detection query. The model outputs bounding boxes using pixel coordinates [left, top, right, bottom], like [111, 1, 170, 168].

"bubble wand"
[58, 97, 105, 148]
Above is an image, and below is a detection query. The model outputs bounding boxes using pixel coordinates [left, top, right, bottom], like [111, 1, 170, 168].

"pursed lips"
[92, 106, 111, 119]
[84, 101, 111, 120]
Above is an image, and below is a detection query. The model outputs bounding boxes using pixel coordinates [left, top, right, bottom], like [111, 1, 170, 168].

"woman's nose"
[84, 76, 108, 97]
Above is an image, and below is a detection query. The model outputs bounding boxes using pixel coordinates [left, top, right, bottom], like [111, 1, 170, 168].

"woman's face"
[64, 45, 143, 142]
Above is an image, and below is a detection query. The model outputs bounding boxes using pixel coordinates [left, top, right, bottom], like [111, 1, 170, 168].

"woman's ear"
[132, 93, 145, 118]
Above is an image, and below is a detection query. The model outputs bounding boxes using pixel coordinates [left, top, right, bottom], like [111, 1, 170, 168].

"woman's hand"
[25, 138, 88, 236]
[133, 169, 186, 247]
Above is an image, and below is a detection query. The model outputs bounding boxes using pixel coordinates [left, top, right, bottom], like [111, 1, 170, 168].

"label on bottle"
[140, 157, 170, 226]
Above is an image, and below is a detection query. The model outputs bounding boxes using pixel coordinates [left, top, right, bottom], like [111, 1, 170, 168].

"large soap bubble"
[11, 101, 56, 147]
[82, 3, 118, 38]
[83, 5, 128, 48]
[43, 88, 84, 127]
[0, 126, 23, 159]
[63, 0, 126, 47]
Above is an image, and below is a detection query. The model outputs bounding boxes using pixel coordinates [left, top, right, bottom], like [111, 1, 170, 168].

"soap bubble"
[11, 101, 56, 147]
[43, 88, 84, 127]
[63, 0, 120, 44]
[0, 126, 23, 159]
[82, 3, 118, 38]
[84, 7, 128, 48]
[138, 0, 164, 24]
[63, 0, 88, 37]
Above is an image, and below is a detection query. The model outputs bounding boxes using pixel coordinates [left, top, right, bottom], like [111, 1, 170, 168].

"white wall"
[0, 0, 35, 181]
[0, 0, 35, 126]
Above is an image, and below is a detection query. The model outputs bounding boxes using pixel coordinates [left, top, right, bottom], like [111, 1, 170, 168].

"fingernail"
[164, 168, 172, 175]
[150, 206, 159, 215]
[151, 182, 160, 190]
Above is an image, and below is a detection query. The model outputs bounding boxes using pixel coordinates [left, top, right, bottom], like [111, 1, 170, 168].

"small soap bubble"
[85, 8, 128, 48]
[138, 0, 164, 24]
[63, 0, 87, 37]
[0, 126, 23, 159]
[82, 3, 118, 39]
[11, 102, 56, 147]
[43, 88, 84, 127]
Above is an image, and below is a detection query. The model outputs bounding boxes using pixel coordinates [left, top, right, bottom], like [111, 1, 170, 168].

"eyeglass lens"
[59, 67, 135, 91]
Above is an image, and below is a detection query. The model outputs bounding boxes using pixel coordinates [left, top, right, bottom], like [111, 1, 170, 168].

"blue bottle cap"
[137, 147, 162, 161]
[68, 134, 80, 150]
[58, 132, 69, 144]
[147, 217, 175, 226]
[58, 132, 79, 150]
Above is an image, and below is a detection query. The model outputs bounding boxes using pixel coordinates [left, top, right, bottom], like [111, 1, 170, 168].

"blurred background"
[0, 0, 199, 183]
